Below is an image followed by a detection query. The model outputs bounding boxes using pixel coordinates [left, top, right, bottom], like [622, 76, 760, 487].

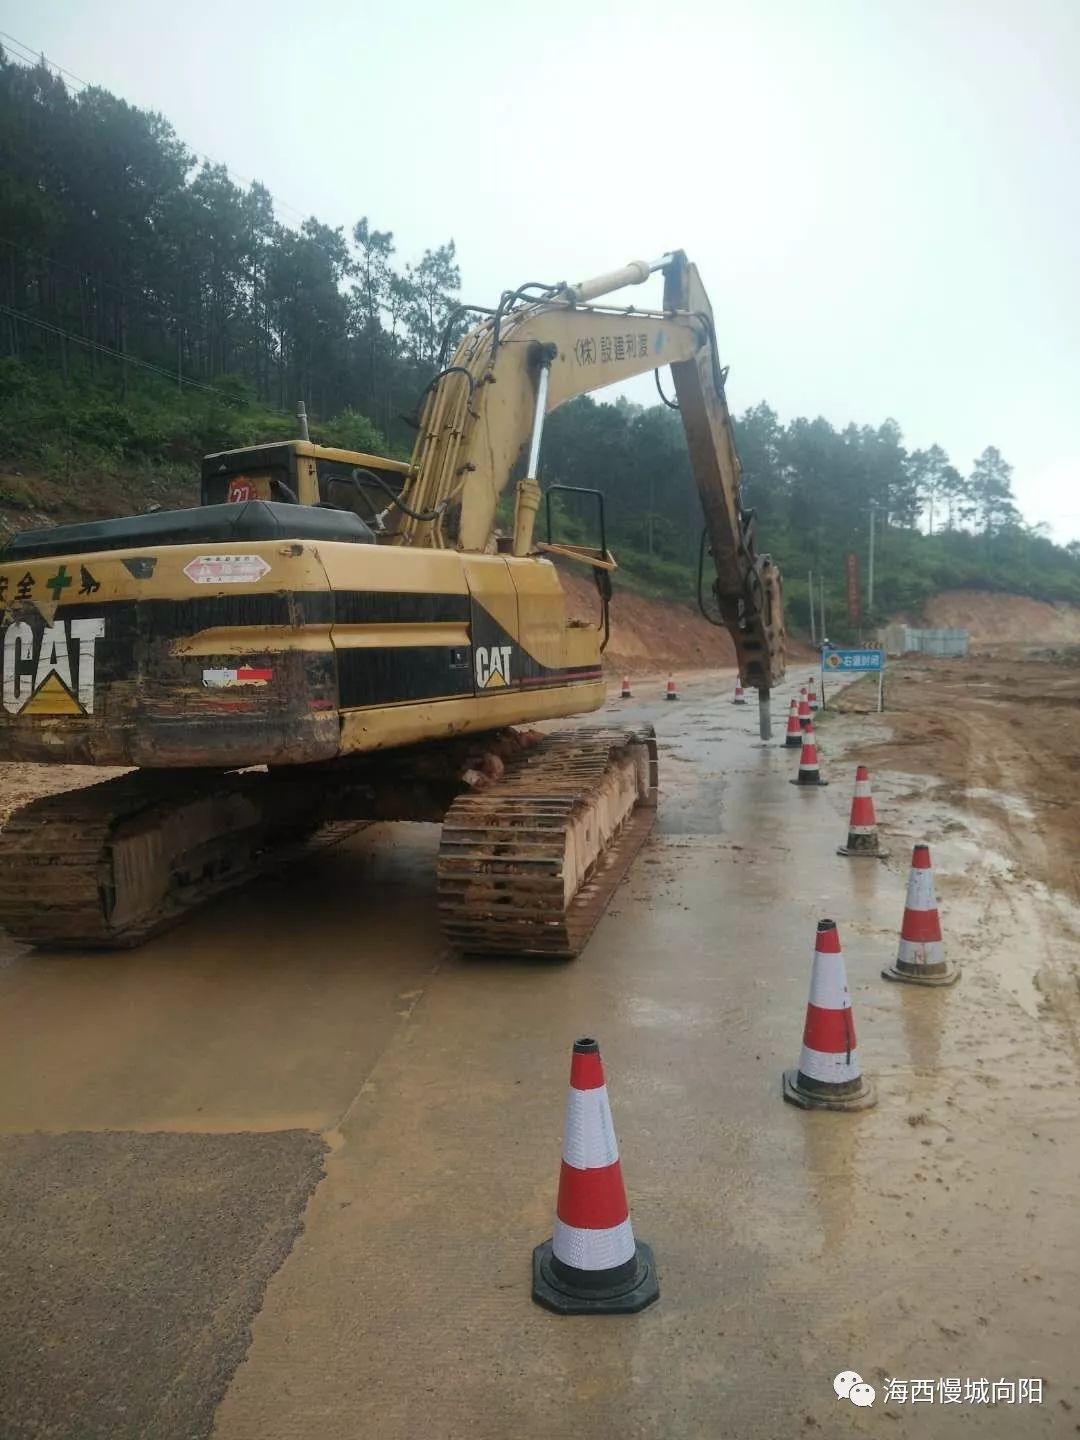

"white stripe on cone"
[797, 1042, 862, 1087]
[899, 936, 944, 968]
[905, 867, 938, 911]
[807, 951, 851, 1010]
[561, 1085, 619, 1170]
[553, 1216, 635, 1271]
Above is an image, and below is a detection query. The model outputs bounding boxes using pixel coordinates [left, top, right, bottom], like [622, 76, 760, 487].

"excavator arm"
[390, 251, 785, 703]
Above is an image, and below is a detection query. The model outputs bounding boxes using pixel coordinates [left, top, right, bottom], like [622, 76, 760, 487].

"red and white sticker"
[183, 554, 270, 585]
[202, 667, 273, 689]
[226, 477, 256, 503]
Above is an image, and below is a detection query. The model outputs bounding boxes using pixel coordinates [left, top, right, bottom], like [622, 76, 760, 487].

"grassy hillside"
[2, 360, 1078, 636]
[0, 360, 393, 526]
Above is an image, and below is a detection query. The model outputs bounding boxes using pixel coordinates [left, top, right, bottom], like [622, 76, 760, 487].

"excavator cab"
[200, 440, 412, 532]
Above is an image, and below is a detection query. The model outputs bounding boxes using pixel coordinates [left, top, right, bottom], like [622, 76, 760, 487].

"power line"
[0, 301, 289, 406]
[0, 29, 312, 226]
[0, 28, 432, 299]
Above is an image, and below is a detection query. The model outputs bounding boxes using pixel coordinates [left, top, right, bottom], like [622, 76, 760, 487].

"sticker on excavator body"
[183, 554, 271, 585]
[1, 616, 105, 716]
[202, 667, 273, 688]
[226, 475, 271, 503]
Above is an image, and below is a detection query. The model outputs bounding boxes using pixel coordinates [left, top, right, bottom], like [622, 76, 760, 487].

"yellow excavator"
[0, 251, 784, 954]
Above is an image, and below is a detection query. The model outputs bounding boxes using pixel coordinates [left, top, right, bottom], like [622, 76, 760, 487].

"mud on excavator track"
[0, 725, 658, 956]
[437, 725, 658, 958]
[0, 769, 361, 949]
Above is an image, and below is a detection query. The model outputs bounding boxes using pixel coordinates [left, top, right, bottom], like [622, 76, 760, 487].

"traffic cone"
[882, 843, 959, 986]
[783, 697, 803, 748]
[790, 720, 827, 785]
[620, 675, 632, 699]
[807, 677, 820, 712]
[733, 680, 747, 705]
[837, 765, 888, 858]
[797, 692, 811, 730]
[665, 673, 678, 701]
[532, 1037, 659, 1314]
[783, 920, 876, 1111]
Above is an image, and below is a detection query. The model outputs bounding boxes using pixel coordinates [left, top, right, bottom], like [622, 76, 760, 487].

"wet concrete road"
[1, 672, 1077, 1438]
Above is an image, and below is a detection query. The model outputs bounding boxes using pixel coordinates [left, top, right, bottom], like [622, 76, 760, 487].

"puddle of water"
[620, 995, 712, 1030]
[951, 877, 1077, 1020]
[850, 769, 1080, 1022]
[961, 786, 1037, 821]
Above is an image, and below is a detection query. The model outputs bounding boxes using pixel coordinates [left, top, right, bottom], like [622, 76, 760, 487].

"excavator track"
[436, 725, 658, 958]
[0, 770, 360, 949]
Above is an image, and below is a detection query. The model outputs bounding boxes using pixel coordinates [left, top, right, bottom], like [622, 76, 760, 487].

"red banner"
[846, 553, 861, 623]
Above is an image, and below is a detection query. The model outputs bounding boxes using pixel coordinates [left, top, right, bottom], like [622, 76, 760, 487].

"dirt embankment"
[0, 465, 192, 542]
[560, 566, 818, 676]
[906, 588, 1080, 661]
[559, 568, 737, 674]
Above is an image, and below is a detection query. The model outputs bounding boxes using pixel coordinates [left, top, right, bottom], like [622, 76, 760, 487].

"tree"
[907, 443, 952, 534]
[405, 242, 460, 367]
[937, 464, 968, 532]
[968, 446, 1019, 536]
[350, 217, 394, 415]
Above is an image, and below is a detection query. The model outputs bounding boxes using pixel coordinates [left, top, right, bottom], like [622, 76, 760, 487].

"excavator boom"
[392, 251, 784, 693]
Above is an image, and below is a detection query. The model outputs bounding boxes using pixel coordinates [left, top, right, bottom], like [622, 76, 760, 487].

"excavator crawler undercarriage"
[0, 769, 358, 948]
[0, 726, 657, 954]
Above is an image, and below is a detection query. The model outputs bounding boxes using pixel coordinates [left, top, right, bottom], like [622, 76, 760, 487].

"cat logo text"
[2, 617, 105, 716]
[475, 645, 513, 689]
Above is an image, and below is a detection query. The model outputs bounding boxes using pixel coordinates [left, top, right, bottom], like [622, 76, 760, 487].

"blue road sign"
[821, 647, 884, 672]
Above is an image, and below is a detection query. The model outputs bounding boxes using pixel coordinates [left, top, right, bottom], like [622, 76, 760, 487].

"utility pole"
[808, 570, 816, 644]
[820, 575, 826, 641]
[868, 501, 878, 614]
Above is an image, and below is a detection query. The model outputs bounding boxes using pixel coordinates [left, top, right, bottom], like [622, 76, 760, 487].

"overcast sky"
[7, 0, 1080, 539]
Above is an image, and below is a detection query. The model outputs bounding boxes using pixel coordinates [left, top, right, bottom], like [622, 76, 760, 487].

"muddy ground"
[0, 658, 1077, 1438]
[831, 656, 1080, 1037]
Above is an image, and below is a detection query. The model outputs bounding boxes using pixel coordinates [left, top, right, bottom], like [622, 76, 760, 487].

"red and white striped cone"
[807, 676, 820, 712]
[620, 675, 632, 699]
[783, 920, 876, 1111]
[665, 673, 679, 701]
[882, 843, 959, 986]
[797, 691, 811, 730]
[532, 1037, 659, 1314]
[790, 720, 827, 786]
[837, 765, 888, 858]
[783, 696, 803, 748]
[733, 680, 747, 705]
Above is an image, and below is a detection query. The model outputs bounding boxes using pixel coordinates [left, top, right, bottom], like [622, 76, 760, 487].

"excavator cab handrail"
[542, 484, 609, 561]
[541, 483, 614, 652]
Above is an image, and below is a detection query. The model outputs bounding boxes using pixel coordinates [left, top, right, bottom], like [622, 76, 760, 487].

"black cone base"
[531, 1239, 659, 1315]
[882, 962, 960, 987]
[837, 843, 889, 859]
[790, 776, 828, 786]
[782, 1068, 877, 1111]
